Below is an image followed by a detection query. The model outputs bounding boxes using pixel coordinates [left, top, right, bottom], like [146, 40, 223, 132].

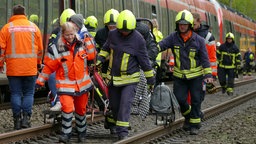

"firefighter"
[243, 47, 254, 76]
[96, 10, 155, 140]
[158, 10, 213, 135]
[36, 21, 96, 143]
[29, 14, 39, 25]
[95, 9, 120, 80]
[217, 32, 241, 96]
[84, 15, 98, 37]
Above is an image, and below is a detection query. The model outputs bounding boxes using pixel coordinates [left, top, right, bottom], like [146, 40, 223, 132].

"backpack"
[150, 82, 179, 125]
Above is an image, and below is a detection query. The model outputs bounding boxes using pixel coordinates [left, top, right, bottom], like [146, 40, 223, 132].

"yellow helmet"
[226, 32, 234, 40]
[249, 53, 254, 60]
[29, 14, 39, 23]
[116, 10, 136, 31]
[104, 9, 119, 25]
[85, 16, 98, 28]
[60, 8, 76, 26]
[175, 10, 194, 27]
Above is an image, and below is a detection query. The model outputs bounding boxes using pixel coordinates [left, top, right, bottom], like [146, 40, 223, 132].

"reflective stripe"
[156, 52, 162, 66]
[107, 117, 116, 124]
[218, 64, 235, 69]
[6, 22, 37, 59]
[189, 51, 196, 68]
[174, 46, 180, 67]
[210, 62, 217, 66]
[226, 87, 233, 92]
[62, 112, 73, 134]
[116, 120, 129, 127]
[204, 32, 212, 44]
[189, 118, 201, 124]
[169, 55, 175, 66]
[99, 50, 109, 57]
[113, 72, 140, 86]
[144, 69, 154, 78]
[121, 53, 129, 75]
[173, 66, 204, 79]
[75, 113, 86, 133]
[182, 105, 191, 116]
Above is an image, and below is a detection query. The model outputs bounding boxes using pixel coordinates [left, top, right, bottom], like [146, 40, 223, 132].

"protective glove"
[206, 83, 217, 94]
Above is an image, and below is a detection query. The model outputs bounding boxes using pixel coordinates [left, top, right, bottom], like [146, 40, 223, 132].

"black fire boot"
[78, 131, 86, 143]
[21, 112, 31, 128]
[59, 133, 71, 144]
[13, 114, 21, 130]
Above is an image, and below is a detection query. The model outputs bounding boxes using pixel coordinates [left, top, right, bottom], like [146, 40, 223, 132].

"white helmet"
[216, 42, 221, 47]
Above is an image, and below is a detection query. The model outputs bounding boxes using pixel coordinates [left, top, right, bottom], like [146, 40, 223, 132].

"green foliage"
[217, 0, 256, 21]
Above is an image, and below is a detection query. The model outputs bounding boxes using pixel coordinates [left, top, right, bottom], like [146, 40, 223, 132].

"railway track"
[116, 88, 256, 144]
[0, 78, 255, 143]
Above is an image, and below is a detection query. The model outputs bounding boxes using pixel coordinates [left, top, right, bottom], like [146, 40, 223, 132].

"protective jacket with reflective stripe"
[97, 29, 155, 86]
[159, 31, 212, 79]
[217, 42, 241, 69]
[37, 37, 96, 96]
[0, 15, 43, 76]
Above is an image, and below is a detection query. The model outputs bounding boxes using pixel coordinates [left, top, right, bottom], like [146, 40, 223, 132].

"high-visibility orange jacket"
[0, 15, 43, 76]
[37, 36, 96, 95]
[194, 24, 217, 76]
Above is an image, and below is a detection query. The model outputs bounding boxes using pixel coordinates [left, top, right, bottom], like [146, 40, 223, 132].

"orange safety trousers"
[59, 93, 89, 116]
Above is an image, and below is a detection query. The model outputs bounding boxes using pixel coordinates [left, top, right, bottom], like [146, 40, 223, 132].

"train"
[0, 0, 256, 101]
[1, 0, 255, 53]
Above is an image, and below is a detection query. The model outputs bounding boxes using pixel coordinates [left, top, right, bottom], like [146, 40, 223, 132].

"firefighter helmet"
[29, 14, 39, 23]
[85, 16, 98, 28]
[216, 42, 221, 47]
[116, 10, 136, 31]
[175, 10, 194, 27]
[104, 9, 119, 25]
[60, 8, 76, 26]
[225, 32, 234, 40]
[249, 53, 254, 60]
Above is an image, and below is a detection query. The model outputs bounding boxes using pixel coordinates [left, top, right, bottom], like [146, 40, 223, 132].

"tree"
[218, 0, 256, 21]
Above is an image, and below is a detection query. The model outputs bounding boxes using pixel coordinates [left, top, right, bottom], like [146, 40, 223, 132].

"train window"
[152, 5, 156, 17]
[47, 0, 60, 34]
[95, 0, 104, 28]
[104, 0, 113, 12]
[28, 0, 43, 29]
[0, 0, 8, 29]
[86, 0, 95, 17]
[138, 1, 146, 17]
[13, 0, 24, 5]
[123, 0, 133, 11]
[76, 0, 86, 16]
[113, 0, 121, 11]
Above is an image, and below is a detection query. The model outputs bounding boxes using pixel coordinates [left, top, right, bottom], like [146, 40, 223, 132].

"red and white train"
[2, 0, 255, 53]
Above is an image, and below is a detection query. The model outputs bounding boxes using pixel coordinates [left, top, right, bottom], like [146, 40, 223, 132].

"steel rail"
[0, 115, 105, 143]
[115, 84, 256, 144]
